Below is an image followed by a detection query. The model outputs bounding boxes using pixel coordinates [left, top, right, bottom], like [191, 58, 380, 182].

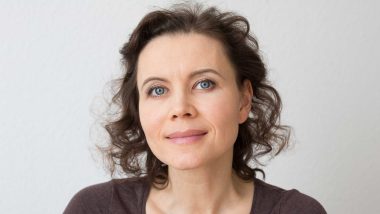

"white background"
[1, 0, 379, 213]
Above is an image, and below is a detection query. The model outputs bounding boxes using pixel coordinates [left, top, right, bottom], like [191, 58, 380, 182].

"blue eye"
[148, 86, 167, 97]
[146, 79, 215, 98]
[195, 79, 215, 89]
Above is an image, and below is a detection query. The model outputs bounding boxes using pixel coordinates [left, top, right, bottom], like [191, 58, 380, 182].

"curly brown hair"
[100, 3, 291, 188]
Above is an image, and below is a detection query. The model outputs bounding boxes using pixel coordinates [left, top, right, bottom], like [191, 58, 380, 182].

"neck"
[159, 149, 248, 213]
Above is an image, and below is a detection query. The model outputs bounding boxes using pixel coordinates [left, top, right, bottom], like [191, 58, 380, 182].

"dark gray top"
[64, 177, 327, 214]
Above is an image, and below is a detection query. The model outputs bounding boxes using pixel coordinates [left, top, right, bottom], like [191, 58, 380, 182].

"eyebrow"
[141, 68, 225, 89]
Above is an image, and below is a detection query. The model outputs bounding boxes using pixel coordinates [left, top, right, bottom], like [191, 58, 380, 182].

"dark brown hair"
[101, 3, 291, 188]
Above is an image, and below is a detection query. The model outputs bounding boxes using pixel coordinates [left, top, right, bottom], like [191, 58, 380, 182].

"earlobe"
[239, 79, 253, 123]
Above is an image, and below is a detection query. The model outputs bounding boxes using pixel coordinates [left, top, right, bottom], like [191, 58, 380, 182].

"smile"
[167, 132, 207, 145]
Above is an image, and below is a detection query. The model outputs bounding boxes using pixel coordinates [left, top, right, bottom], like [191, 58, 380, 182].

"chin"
[166, 155, 204, 170]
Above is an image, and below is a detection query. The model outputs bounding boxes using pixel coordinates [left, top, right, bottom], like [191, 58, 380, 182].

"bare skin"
[145, 150, 255, 214]
[137, 33, 255, 214]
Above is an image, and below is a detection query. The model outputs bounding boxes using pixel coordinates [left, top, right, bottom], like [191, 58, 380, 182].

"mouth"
[166, 130, 208, 144]
[166, 129, 208, 139]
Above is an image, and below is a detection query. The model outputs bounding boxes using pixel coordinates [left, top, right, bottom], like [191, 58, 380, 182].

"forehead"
[136, 32, 235, 83]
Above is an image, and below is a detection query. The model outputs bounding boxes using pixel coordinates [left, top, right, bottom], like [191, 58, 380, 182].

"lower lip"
[167, 133, 207, 144]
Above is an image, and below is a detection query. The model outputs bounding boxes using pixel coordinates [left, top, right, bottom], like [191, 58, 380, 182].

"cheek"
[204, 91, 240, 123]
[139, 103, 164, 141]
[200, 91, 241, 140]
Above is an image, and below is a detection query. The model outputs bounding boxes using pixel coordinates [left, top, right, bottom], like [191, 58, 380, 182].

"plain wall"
[1, 0, 379, 213]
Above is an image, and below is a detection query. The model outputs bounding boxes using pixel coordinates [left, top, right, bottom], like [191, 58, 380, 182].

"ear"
[239, 79, 253, 124]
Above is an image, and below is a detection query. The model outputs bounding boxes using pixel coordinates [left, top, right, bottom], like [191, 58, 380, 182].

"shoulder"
[276, 189, 327, 214]
[253, 178, 327, 214]
[63, 180, 113, 214]
[63, 177, 150, 214]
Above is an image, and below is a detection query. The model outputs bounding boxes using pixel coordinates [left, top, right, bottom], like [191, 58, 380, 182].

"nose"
[169, 92, 197, 120]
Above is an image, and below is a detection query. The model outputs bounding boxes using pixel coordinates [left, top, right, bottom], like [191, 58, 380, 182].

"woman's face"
[137, 32, 252, 170]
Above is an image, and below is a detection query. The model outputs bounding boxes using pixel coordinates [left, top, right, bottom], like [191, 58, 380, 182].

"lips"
[166, 129, 208, 139]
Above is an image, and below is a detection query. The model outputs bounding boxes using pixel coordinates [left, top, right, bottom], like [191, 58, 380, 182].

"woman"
[64, 3, 326, 214]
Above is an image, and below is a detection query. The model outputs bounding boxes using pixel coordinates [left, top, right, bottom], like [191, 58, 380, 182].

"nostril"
[172, 113, 192, 118]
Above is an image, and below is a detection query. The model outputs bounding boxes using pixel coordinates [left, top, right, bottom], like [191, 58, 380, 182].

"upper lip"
[166, 129, 208, 139]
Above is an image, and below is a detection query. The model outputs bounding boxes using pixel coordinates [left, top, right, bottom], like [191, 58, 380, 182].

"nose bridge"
[169, 84, 195, 118]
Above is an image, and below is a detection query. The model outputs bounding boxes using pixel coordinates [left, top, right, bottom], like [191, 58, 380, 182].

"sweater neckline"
[141, 177, 259, 214]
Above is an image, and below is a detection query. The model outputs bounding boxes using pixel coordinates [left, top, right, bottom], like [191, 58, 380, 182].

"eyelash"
[146, 79, 216, 98]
